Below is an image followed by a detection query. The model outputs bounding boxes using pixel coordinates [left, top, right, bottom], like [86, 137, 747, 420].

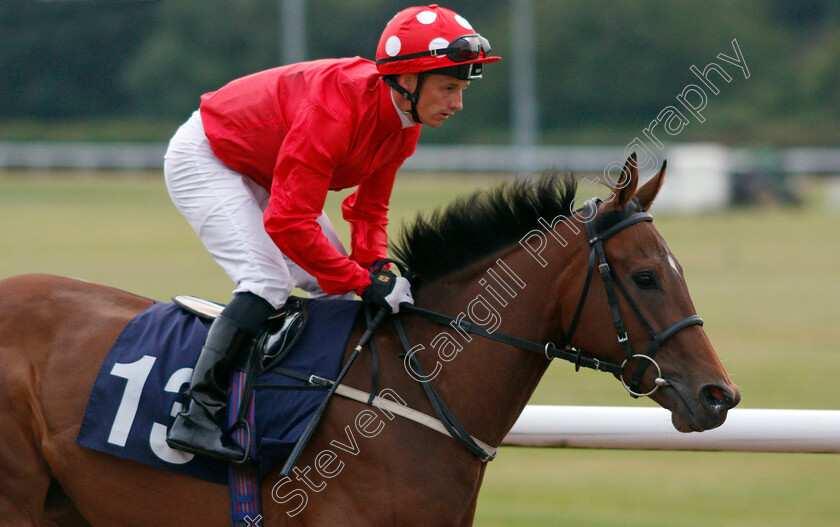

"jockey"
[164, 4, 500, 462]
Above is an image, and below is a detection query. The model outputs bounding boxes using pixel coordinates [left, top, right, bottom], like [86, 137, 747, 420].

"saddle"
[172, 295, 309, 372]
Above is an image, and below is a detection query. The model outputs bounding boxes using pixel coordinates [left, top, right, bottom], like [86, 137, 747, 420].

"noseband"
[561, 199, 704, 397]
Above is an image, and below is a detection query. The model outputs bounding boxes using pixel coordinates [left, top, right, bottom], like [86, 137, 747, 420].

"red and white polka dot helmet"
[376, 4, 501, 79]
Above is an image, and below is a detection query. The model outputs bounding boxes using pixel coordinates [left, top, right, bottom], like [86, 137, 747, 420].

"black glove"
[361, 268, 414, 314]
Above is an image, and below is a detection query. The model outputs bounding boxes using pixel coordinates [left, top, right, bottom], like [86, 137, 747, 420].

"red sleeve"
[263, 103, 370, 295]
[341, 161, 400, 270]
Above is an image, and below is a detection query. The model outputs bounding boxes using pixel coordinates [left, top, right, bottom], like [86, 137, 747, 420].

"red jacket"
[200, 58, 421, 295]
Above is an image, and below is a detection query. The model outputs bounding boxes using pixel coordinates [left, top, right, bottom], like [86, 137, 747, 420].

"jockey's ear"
[635, 160, 667, 212]
[396, 73, 419, 94]
[610, 153, 638, 211]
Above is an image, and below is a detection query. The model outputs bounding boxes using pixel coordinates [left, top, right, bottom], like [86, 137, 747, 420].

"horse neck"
[408, 238, 582, 447]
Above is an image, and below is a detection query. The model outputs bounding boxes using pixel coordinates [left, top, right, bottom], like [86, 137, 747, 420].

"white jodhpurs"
[164, 110, 353, 308]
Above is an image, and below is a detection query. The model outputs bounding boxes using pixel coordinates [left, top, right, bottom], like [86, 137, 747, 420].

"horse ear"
[609, 153, 639, 211]
[635, 160, 667, 211]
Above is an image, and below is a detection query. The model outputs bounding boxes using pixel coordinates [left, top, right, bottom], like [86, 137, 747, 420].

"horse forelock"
[391, 171, 578, 284]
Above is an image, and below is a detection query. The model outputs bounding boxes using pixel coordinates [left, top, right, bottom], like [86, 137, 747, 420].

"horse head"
[554, 154, 740, 432]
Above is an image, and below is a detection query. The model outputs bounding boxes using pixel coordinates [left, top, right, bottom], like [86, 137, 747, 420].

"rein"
[372, 199, 706, 462]
[401, 304, 623, 375]
[400, 199, 703, 399]
[270, 200, 706, 468]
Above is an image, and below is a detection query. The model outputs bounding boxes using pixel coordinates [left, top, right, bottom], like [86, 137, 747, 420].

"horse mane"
[391, 171, 578, 283]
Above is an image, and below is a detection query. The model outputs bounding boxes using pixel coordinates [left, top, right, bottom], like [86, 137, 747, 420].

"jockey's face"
[395, 73, 469, 128]
[415, 74, 469, 128]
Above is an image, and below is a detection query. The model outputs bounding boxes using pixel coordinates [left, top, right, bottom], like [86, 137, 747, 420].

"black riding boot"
[166, 291, 274, 462]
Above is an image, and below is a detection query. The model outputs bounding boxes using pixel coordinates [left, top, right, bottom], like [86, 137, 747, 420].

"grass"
[478, 449, 840, 527]
[2, 170, 839, 525]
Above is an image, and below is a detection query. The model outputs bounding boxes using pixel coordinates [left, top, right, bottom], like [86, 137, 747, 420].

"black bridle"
[401, 198, 703, 398]
[561, 199, 704, 397]
[336, 200, 707, 462]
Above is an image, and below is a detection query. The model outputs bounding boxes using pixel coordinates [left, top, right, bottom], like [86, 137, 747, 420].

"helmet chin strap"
[383, 75, 424, 125]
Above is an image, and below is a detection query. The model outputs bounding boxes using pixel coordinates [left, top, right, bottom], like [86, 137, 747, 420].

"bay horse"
[0, 156, 739, 526]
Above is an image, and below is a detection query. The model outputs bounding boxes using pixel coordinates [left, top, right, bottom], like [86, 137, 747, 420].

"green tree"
[0, 0, 155, 118]
[3, 1, 840, 144]
[120, 0, 278, 119]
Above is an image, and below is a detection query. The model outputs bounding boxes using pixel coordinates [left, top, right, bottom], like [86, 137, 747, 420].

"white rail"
[2, 142, 840, 174]
[502, 406, 840, 453]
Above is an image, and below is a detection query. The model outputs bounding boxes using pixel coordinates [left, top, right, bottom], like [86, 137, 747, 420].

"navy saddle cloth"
[76, 298, 362, 484]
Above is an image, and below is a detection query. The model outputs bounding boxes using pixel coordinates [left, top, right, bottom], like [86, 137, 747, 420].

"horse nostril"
[701, 384, 735, 412]
[707, 385, 726, 402]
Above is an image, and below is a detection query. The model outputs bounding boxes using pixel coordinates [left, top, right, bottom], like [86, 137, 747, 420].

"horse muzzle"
[660, 379, 741, 433]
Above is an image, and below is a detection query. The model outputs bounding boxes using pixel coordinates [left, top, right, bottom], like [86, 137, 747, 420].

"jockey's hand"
[362, 268, 413, 314]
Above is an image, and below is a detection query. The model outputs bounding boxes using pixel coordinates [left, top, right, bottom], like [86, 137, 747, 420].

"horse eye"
[632, 272, 657, 289]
